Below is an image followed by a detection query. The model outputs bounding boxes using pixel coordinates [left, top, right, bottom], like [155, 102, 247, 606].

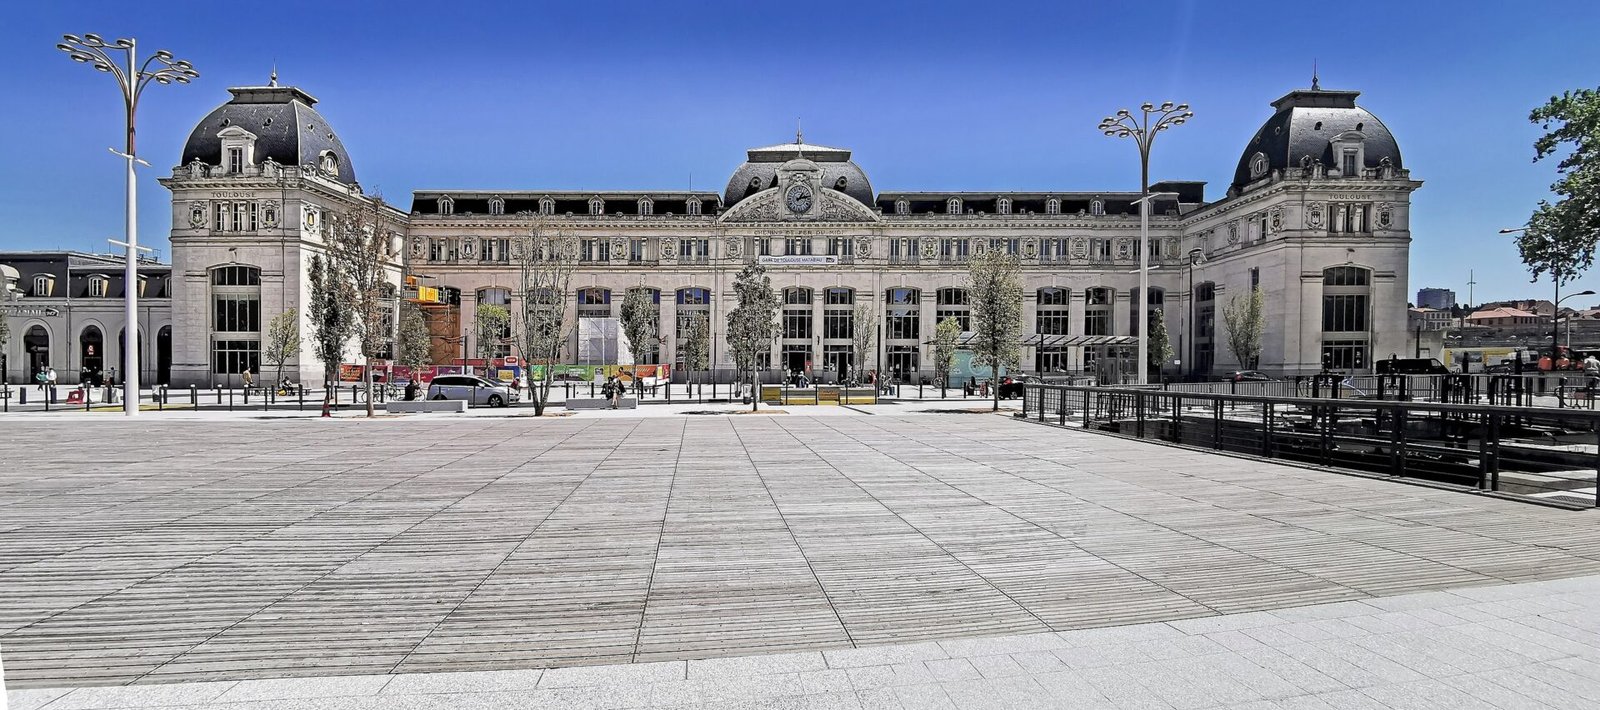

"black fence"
[1021, 383, 1600, 508]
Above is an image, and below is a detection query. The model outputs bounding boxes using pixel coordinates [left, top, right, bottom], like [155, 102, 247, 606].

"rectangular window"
[823, 309, 853, 339]
[247, 202, 259, 232]
[1342, 150, 1358, 177]
[827, 237, 853, 262]
[1322, 339, 1368, 370]
[1090, 238, 1111, 261]
[211, 339, 260, 375]
[630, 238, 648, 263]
[214, 203, 228, 232]
[235, 203, 247, 234]
[1036, 311, 1071, 336]
[580, 238, 609, 263]
[1041, 238, 1067, 263]
[785, 238, 812, 256]
[1249, 267, 1260, 291]
[940, 238, 969, 263]
[227, 148, 243, 175]
[213, 295, 261, 333]
[1322, 294, 1369, 332]
[680, 238, 709, 263]
[782, 309, 812, 339]
[755, 237, 771, 257]
[890, 238, 918, 265]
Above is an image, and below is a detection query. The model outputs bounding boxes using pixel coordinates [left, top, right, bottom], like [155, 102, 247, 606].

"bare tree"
[396, 300, 431, 377]
[323, 195, 401, 416]
[933, 316, 961, 392]
[968, 249, 1023, 411]
[307, 254, 354, 413]
[679, 311, 710, 390]
[728, 262, 778, 411]
[851, 301, 877, 385]
[511, 219, 576, 416]
[474, 304, 511, 361]
[262, 307, 301, 390]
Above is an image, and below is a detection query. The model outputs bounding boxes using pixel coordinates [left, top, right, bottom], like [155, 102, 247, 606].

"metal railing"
[1020, 383, 1600, 508]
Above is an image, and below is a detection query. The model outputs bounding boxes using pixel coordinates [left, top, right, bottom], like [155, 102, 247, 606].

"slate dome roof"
[724, 141, 874, 208]
[180, 84, 358, 186]
[1231, 86, 1401, 192]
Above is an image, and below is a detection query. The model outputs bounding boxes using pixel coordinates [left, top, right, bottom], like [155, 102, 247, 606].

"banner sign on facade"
[757, 255, 839, 266]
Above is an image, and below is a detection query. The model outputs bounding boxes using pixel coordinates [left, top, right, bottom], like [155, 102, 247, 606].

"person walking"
[241, 368, 254, 391]
[1583, 353, 1599, 394]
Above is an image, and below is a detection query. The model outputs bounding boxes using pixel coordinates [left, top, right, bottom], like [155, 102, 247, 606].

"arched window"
[638, 197, 654, 216]
[936, 287, 970, 331]
[885, 287, 921, 340]
[33, 274, 52, 297]
[1322, 266, 1371, 371]
[488, 196, 505, 216]
[211, 265, 260, 286]
[675, 287, 711, 349]
[782, 288, 813, 370]
[539, 196, 555, 215]
[1194, 282, 1216, 374]
[1046, 198, 1060, 215]
[946, 197, 962, 215]
[79, 325, 104, 382]
[577, 287, 611, 320]
[87, 275, 110, 298]
[895, 199, 909, 215]
[1090, 199, 1105, 216]
[477, 287, 512, 306]
[210, 265, 262, 378]
[1036, 287, 1071, 334]
[588, 196, 605, 216]
[996, 197, 1012, 215]
[1128, 287, 1164, 336]
[24, 325, 51, 382]
[686, 197, 702, 216]
[437, 196, 455, 215]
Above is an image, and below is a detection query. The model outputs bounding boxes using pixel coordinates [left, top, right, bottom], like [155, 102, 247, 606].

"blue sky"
[2, 0, 1597, 304]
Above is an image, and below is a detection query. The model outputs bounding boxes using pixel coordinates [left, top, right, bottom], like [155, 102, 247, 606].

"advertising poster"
[338, 364, 365, 382]
[391, 366, 438, 384]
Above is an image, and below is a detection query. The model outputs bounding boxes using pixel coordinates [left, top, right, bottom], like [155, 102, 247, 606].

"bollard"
[19, 387, 26, 405]
[85, 386, 91, 412]
[229, 387, 234, 411]
[191, 385, 198, 406]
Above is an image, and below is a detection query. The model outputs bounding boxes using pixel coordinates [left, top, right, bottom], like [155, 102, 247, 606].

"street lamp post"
[1100, 102, 1193, 385]
[58, 34, 197, 416]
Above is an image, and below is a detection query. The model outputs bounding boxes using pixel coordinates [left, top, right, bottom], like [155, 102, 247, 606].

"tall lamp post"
[1100, 102, 1192, 384]
[58, 34, 197, 416]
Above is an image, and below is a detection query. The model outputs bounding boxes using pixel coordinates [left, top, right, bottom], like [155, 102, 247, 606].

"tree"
[619, 287, 660, 368]
[679, 311, 710, 388]
[396, 300, 431, 376]
[1512, 88, 1600, 285]
[851, 301, 877, 385]
[967, 249, 1023, 411]
[307, 254, 355, 413]
[324, 195, 400, 416]
[1223, 286, 1265, 370]
[933, 316, 961, 392]
[1147, 310, 1173, 378]
[727, 262, 778, 411]
[262, 308, 301, 389]
[511, 219, 576, 416]
[474, 304, 511, 361]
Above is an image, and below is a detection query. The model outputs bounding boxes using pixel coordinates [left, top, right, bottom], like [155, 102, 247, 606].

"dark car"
[1374, 358, 1450, 375]
[997, 375, 1040, 399]
[1222, 370, 1273, 382]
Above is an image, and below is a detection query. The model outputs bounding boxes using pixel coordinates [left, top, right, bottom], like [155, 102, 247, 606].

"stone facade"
[157, 81, 1419, 387]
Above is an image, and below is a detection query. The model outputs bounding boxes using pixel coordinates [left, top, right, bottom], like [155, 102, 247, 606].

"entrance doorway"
[80, 326, 104, 385]
[25, 325, 49, 383]
[157, 326, 172, 385]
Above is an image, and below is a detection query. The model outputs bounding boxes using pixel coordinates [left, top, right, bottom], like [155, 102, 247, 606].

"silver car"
[426, 375, 519, 407]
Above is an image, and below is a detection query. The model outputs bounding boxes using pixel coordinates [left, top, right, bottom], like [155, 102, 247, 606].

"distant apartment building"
[1407, 307, 1454, 331]
[1464, 307, 1540, 327]
[1416, 287, 1456, 310]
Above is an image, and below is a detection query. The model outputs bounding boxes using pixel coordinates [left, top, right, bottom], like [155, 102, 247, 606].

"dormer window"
[226, 148, 245, 175]
[319, 151, 339, 176]
[997, 197, 1012, 215]
[686, 197, 702, 215]
[33, 274, 53, 297]
[1090, 199, 1105, 216]
[1329, 130, 1367, 178]
[437, 196, 455, 215]
[638, 197, 654, 216]
[895, 199, 909, 215]
[88, 275, 109, 298]
[216, 125, 257, 175]
[488, 196, 505, 216]
[1046, 198, 1060, 215]
[589, 197, 605, 216]
[1249, 152, 1269, 179]
[1341, 150, 1358, 177]
[539, 196, 555, 215]
[946, 197, 962, 215]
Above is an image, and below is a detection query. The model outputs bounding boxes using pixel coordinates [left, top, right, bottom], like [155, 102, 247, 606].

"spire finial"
[269, 63, 278, 87]
[1311, 59, 1319, 90]
[796, 118, 803, 145]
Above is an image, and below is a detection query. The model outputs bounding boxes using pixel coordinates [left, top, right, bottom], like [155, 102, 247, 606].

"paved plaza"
[3, 412, 1600, 708]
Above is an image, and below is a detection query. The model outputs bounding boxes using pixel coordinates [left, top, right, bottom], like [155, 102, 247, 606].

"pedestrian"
[404, 378, 419, 401]
[1584, 354, 1600, 393]
[604, 375, 622, 409]
[47, 367, 58, 389]
[241, 368, 254, 391]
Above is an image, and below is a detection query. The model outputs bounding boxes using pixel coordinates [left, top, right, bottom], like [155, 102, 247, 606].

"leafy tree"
[307, 254, 354, 412]
[474, 304, 511, 361]
[262, 308, 301, 389]
[619, 287, 660, 367]
[727, 262, 778, 411]
[324, 195, 401, 416]
[851, 301, 877, 385]
[1223, 286, 1265, 370]
[933, 316, 961, 392]
[679, 311, 710, 383]
[511, 219, 575, 415]
[967, 249, 1023, 411]
[1147, 310, 1173, 377]
[396, 300, 431, 376]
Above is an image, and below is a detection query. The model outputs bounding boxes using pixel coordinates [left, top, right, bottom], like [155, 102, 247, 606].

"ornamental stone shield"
[1022, 237, 1038, 260]
[1269, 207, 1283, 233]
[262, 201, 280, 228]
[461, 237, 477, 260]
[1070, 237, 1088, 260]
[659, 237, 677, 260]
[189, 202, 206, 228]
[1115, 238, 1133, 260]
[1376, 203, 1394, 229]
[723, 236, 743, 259]
[855, 236, 871, 257]
[611, 237, 627, 258]
[920, 238, 937, 260]
[1163, 237, 1179, 259]
[1227, 222, 1240, 245]
[410, 237, 426, 259]
[1306, 202, 1325, 229]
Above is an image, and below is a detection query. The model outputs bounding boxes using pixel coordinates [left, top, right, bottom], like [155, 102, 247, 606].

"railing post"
[1058, 389, 1067, 426]
[1489, 413, 1501, 491]
[1390, 405, 1406, 477]
[1083, 390, 1090, 428]
[1262, 401, 1273, 458]
[1212, 399, 1222, 449]
[1136, 392, 1146, 438]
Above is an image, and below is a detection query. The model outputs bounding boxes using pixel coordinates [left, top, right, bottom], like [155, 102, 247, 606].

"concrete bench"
[385, 400, 468, 414]
[564, 397, 638, 410]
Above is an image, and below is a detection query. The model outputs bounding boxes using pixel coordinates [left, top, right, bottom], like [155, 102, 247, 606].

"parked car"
[1374, 358, 1450, 375]
[427, 375, 519, 407]
[998, 375, 1041, 399]
[1222, 370, 1273, 382]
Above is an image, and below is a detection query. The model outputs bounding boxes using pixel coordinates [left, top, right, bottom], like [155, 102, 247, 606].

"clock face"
[786, 185, 813, 213]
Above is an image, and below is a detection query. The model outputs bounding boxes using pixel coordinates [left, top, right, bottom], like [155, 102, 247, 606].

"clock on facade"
[785, 184, 813, 213]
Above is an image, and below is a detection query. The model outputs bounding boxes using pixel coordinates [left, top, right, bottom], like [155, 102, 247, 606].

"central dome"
[179, 84, 359, 186]
[724, 141, 874, 208]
